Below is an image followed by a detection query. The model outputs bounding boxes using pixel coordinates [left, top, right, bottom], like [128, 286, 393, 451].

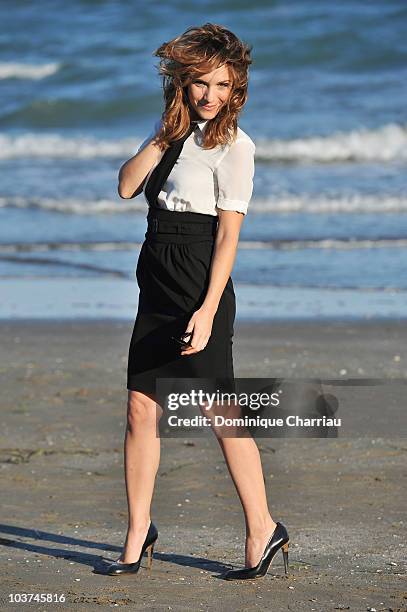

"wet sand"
[0, 319, 405, 611]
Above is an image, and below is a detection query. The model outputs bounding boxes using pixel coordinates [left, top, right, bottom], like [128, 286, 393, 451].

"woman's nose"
[203, 88, 216, 102]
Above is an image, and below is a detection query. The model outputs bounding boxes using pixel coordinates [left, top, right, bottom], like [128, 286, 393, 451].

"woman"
[106, 23, 289, 580]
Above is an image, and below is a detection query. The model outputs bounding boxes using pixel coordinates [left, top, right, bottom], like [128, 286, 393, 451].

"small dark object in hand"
[171, 331, 193, 347]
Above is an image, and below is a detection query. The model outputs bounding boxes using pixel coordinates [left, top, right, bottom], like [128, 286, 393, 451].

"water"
[1, 0, 406, 319]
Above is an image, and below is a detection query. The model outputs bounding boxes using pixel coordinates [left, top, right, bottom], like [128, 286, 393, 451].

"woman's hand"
[180, 307, 215, 355]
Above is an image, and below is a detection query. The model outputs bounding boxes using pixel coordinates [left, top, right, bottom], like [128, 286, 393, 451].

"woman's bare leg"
[117, 390, 162, 564]
[216, 435, 277, 568]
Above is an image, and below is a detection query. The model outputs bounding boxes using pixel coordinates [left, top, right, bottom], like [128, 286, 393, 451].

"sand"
[0, 319, 405, 611]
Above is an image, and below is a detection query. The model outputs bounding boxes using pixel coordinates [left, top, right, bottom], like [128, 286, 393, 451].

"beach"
[1, 318, 405, 610]
[1, 0, 407, 608]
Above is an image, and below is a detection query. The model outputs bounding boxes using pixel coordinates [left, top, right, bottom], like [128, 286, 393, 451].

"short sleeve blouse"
[136, 118, 255, 216]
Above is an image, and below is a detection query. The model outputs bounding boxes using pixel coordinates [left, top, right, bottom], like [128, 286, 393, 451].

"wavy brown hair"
[151, 23, 253, 151]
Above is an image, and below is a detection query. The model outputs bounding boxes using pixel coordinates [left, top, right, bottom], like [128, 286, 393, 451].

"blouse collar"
[192, 118, 208, 133]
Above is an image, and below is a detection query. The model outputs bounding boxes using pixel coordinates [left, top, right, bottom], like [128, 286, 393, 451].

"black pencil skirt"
[127, 207, 236, 402]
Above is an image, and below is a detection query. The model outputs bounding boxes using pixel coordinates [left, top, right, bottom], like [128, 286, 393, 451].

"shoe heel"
[282, 541, 289, 576]
[146, 542, 155, 570]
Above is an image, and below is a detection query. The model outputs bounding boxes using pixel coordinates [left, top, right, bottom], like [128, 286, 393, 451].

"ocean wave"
[0, 133, 136, 160]
[1, 237, 407, 254]
[0, 253, 128, 277]
[0, 196, 146, 214]
[0, 122, 406, 161]
[256, 123, 407, 163]
[251, 194, 407, 213]
[2, 193, 407, 215]
[0, 62, 60, 80]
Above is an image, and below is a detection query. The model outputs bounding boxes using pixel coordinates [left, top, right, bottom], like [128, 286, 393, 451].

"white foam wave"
[259, 238, 407, 250]
[0, 62, 60, 80]
[251, 194, 407, 213]
[0, 133, 137, 160]
[256, 123, 407, 162]
[0, 196, 146, 214]
[1, 237, 406, 254]
[1, 194, 407, 215]
[0, 123, 406, 161]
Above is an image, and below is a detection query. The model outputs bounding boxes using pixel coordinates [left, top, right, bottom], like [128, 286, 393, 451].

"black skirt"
[127, 207, 236, 401]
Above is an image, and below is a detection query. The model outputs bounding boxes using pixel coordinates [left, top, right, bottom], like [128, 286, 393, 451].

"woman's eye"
[194, 82, 229, 87]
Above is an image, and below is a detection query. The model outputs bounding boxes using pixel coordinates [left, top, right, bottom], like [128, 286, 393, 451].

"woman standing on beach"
[106, 23, 289, 580]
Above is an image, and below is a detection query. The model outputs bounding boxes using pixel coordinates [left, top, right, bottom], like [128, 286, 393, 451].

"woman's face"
[186, 64, 232, 120]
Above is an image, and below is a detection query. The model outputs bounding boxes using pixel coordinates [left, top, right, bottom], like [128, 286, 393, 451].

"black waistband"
[146, 207, 218, 236]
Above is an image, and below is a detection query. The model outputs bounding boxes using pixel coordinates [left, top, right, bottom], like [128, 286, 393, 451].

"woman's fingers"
[182, 337, 202, 353]
[181, 333, 210, 354]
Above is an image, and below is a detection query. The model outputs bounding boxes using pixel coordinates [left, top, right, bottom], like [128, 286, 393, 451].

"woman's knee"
[127, 391, 159, 431]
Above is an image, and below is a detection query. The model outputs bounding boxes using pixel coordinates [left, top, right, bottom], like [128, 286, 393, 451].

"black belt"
[147, 217, 218, 236]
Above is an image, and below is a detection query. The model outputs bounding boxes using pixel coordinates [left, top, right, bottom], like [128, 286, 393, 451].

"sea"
[1, 0, 406, 320]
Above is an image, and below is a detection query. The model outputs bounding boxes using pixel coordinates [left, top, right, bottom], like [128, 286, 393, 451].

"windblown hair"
[151, 23, 253, 151]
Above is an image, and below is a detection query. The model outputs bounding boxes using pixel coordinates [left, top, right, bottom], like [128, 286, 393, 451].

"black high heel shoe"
[105, 521, 158, 576]
[221, 521, 289, 580]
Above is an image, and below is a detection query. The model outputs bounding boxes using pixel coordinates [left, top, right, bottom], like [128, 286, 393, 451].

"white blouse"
[136, 117, 256, 216]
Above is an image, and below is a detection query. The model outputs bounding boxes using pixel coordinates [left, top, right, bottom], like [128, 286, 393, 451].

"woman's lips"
[202, 104, 217, 110]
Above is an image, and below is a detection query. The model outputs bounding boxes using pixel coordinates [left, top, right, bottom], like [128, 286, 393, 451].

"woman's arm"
[118, 117, 164, 199]
[118, 138, 162, 199]
[202, 210, 243, 314]
[180, 210, 244, 355]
